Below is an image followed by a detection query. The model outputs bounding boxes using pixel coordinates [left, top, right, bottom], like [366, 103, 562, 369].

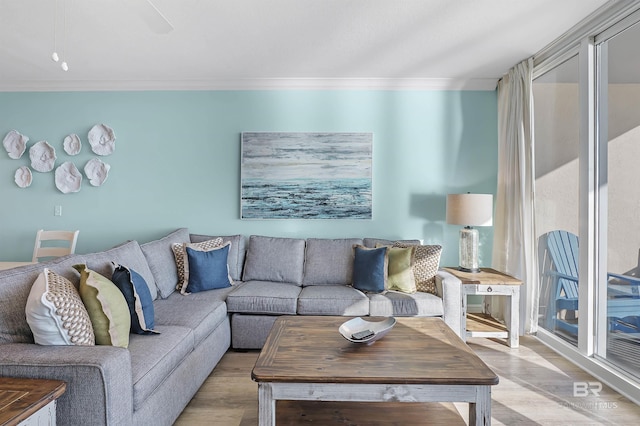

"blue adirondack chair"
[540, 230, 640, 337]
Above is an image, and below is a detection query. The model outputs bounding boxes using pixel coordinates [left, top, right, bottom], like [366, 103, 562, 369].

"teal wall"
[0, 90, 497, 266]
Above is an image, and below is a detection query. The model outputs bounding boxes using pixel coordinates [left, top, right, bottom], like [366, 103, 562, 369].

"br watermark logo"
[562, 381, 618, 410]
[573, 381, 602, 397]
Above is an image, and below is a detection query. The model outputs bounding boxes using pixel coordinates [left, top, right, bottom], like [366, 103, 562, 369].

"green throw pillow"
[386, 246, 417, 293]
[74, 264, 131, 348]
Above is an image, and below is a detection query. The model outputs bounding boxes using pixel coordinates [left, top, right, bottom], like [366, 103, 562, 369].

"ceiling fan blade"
[131, 0, 174, 34]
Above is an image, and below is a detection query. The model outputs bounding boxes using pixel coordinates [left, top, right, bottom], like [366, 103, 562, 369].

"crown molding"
[0, 78, 498, 92]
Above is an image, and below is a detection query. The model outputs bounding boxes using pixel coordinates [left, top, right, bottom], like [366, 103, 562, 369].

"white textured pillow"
[25, 268, 95, 346]
[171, 237, 224, 293]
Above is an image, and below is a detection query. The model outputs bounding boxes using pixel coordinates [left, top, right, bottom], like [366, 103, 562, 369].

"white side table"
[443, 267, 522, 348]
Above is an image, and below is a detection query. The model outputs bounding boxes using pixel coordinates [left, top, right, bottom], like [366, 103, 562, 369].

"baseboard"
[468, 303, 484, 313]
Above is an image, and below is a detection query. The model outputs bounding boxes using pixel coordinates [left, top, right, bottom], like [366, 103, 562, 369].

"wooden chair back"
[32, 229, 79, 262]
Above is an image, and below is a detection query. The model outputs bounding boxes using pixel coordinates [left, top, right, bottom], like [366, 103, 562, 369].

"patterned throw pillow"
[393, 243, 442, 294]
[171, 237, 224, 293]
[25, 268, 95, 346]
[74, 264, 131, 348]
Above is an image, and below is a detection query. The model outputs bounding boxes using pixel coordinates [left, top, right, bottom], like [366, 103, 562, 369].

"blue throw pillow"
[185, 243, 232, 293]
[111, 262, 158, 335]
[352, 245, 388, 293]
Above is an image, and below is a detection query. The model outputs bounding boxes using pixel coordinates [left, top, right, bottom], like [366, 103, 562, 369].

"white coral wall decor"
[8, 124, 117, 191]
[63, 134, 82, 155]
[29, 141, 56, 172]
[55, 162, 82, 194]
[14, 166, 32, 188]
[84, 158, 110, 186]
[3, 130, 29, 159]
[88, 124, 116, 156]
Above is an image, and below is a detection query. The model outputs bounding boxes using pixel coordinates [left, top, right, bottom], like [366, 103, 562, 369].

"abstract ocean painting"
[241, 132, 373, 219]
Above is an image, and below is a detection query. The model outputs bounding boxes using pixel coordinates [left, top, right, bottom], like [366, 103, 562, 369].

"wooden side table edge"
[0, 378, 66, 426]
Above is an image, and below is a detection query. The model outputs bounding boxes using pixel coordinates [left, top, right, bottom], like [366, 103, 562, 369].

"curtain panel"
[492, 57, 538, 335]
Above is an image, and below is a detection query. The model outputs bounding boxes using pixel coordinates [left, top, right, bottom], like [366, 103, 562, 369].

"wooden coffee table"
[252, 316, 498, 426]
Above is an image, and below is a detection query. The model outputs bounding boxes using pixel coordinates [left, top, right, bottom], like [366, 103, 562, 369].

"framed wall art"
[241, 132, 373, 219]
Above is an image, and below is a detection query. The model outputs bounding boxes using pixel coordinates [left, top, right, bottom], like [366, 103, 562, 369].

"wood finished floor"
[174, 336, 640, 425]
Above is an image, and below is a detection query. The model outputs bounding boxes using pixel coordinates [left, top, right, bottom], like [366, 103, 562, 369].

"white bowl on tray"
[338, 317, 396, 344]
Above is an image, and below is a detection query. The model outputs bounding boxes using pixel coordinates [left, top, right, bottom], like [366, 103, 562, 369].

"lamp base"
[458, 226, 480, 273]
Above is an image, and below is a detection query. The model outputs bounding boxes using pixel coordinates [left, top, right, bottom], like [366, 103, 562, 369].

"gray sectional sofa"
[0, 228, 462, 425]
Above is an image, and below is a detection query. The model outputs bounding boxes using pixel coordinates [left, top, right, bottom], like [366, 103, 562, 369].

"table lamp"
[446, 193, 493, 273]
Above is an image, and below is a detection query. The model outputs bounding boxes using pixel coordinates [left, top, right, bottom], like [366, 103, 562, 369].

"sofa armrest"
[435, 270, 462, 337]
[0, 343, 132, 426]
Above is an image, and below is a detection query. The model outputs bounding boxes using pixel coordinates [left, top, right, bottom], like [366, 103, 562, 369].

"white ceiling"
[0, 0, 611, 91]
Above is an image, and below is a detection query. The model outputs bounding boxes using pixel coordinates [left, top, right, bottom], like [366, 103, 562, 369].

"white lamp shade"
[446, 193, 493, 227]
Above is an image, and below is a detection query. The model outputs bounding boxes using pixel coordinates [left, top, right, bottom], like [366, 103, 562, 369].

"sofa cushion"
[185, 243, 233, 293]
[140, 228, 190, 299]
[172, 237, 224, 293]
[153, 288, 232, 346]
[129, 325, 194, 410]
[386, 246, 417, 294]
[75, 264, 130, 348]
[297, 285, 369, 316]
[352, 246, 388, 294]
[242, 235, 306, 285]
[394, 243, 442, 294]
[0, 254, 85, 344]
[190, 234, 246, 281]
[302, 238, 363, 286]
[368, 291, 444, 317]
[111, 263, 158, 335]
[25, 268, 95, 346]
[226, 281, 301, 315]
[85, 240, 159, 301]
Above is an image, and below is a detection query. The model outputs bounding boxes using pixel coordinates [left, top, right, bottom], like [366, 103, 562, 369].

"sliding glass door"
[533, 55, 581, 345]
[532, 4, 640, 402]
[533, 6, 640, 381]
[598, 21, 640, 378]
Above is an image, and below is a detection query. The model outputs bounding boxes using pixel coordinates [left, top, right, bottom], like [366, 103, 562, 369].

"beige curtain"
[491, 57, 538, 335]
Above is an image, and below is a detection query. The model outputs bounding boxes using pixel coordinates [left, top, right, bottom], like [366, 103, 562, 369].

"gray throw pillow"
[302, 238, 363, 286]
[140, 228, 190, 299]
[242, 235, 306, 285]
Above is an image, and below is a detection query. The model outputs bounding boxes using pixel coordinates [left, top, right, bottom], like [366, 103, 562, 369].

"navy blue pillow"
[185, 244, 232, 293]
[111, 262, 158, 335]
[352, 245, 388, 293]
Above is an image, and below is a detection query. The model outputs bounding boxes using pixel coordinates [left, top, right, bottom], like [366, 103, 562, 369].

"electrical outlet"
[54, 205, 62, 216]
